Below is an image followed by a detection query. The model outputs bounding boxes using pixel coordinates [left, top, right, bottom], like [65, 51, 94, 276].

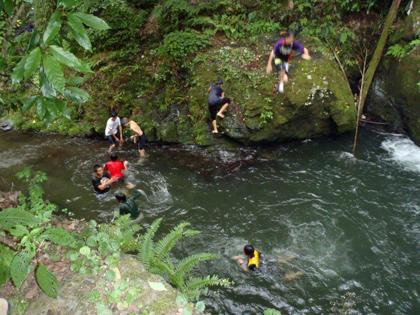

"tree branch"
[2, 2, 27, 58]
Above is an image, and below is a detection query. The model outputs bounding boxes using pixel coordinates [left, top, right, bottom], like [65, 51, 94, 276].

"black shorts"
[107, 132, 120, 145]
[208, 97, 231, 120]
[273, 55, 289, 72]
[137, 133, 147, 150]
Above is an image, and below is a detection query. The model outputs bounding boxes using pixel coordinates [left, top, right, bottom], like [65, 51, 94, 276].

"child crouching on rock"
[207, 79, 232, 134]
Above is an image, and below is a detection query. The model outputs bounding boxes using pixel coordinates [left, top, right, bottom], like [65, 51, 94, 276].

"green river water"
[0, 129, 419, 314]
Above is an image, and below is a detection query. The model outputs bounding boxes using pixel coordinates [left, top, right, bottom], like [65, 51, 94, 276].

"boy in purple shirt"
[266, 30, 311, 94]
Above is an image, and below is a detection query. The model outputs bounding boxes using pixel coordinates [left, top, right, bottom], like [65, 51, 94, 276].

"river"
[0, 129, 419, 314]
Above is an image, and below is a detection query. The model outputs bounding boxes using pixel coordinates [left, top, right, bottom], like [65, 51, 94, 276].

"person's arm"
[233, 255, 249, 272]
[123, 161, 128, 170]
[266, 50, 274, 74]
[97, 177, 115, 190]
[207, 86, 211, 94]
[129, 190, 145, 201]
[302, 47, 311, 60]
[118, 123, 124, 144]
[110, 129, 120, 142]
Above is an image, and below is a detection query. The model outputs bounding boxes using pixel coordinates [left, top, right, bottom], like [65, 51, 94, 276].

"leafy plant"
[260, 97, 274, 125]
[0, 169, 67, 298]
[2, 0, 110, 121]
[138, 218, 232, 300]
[160, 30, 212, 62]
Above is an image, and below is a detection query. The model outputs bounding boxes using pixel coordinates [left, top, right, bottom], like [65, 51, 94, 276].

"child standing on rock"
[266, 29, 311, 94]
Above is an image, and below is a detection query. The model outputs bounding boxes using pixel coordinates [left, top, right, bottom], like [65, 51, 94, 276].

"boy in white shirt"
[105, 111, 124, 151]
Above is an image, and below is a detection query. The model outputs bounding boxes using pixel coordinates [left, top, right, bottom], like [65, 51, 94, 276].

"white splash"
[381, 135, 420, 172]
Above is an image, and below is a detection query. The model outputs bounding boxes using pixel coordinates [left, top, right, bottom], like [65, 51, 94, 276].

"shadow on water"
[0, 128, 419, 314]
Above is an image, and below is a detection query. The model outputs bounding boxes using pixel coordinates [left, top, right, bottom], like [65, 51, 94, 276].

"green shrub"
[159, 30, 212, 62]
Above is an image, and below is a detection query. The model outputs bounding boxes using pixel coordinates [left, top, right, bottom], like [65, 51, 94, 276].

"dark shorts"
[273, 55, 289, 72]
[107, 132, 120, 145]
[208, 97, 231, 120]
[137, 133, 147, 150]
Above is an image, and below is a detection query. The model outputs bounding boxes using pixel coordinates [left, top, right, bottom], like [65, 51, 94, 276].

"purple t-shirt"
[273, 38, 304, 58]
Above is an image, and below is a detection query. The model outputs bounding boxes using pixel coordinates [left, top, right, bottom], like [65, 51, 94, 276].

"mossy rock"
[207, 44, 357, 144]
[25, 254, 183, 315]
[367, 3, 420, 143]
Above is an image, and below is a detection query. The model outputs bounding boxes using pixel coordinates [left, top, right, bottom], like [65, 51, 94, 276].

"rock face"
[366, 1, 420, 142]
[26, 254, 186, 315]
[218, 53, 356, 144]
[185, 42, 356, 146]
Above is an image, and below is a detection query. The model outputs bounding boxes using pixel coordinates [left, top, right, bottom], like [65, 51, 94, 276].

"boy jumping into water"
[266, 29, 311, 94]
[121, 118, 147, 157]
[207, 79, 232, 134]
[105, 111, 124, 151]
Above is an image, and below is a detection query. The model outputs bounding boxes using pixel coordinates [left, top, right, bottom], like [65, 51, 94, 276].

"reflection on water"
[0, 129, 419, 314]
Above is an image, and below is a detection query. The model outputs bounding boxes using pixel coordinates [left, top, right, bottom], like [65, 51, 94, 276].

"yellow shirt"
[247, 250, 259, 269]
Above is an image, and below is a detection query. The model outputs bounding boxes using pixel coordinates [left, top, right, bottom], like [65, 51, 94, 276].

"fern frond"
[150, 260, 172, 277]
[173, 253, 217, 281]
[182, 275, 231, 300]
[138, 218, 162, 267]
[183, 229, 201, 237]
[153, 222, 190, 261]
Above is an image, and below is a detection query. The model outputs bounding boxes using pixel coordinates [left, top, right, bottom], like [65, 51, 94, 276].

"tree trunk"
[352, 0, 401, 156]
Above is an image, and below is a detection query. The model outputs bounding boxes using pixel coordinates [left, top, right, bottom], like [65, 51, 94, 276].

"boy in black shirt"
[207, 80, 232, 134]
[92, 164, 115, 194]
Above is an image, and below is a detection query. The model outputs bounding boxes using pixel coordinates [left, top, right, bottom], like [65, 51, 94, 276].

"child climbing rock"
[266, 29, 311, 94]
[207, 79, 232, 134]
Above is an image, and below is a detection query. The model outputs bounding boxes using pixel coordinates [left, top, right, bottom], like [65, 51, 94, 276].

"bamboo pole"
[352, 0, 402, 157]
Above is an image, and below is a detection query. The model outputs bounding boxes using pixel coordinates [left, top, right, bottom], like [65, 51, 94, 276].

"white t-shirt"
[105, 117, 121, 136]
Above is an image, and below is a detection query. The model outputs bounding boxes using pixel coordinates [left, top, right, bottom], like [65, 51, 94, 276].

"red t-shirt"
[104, 161, 125, 179]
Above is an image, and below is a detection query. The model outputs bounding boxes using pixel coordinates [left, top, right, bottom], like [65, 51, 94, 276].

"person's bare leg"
[217, 103, 230, 118]
[278, 69, 286, 93]
[124, 160, 129, 169]
[278, 255, 296, 265]
[212, 120, 218, 133]
[283, 271, 304, 281]
[138, 149, 145, 157]
[126, 183, 134, 189]
[109, 144, 116, 152]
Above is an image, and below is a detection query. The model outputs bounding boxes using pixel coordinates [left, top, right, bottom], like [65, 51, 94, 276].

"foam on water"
[381, 135, 420, 172]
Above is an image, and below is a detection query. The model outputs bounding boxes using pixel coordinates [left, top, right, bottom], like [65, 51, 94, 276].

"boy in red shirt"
[104, 152, 129, 182]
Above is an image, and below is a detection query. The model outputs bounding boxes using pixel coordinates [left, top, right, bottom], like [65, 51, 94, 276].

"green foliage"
[138, 218, 232, 300]
[260, 97, 274, 125]
[36, 262, 59, 299]
[160, 30, 212, 62]
[0, 208, 40, 229]
[2, 0, 109, 121]
[264, 309, 281, 315]
[0, 169, 63, 298]
[387, 37, 420, 60]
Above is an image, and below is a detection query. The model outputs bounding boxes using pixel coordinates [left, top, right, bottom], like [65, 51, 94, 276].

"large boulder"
[188, 42, 356, 145]
[366, 1, 420, 143]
